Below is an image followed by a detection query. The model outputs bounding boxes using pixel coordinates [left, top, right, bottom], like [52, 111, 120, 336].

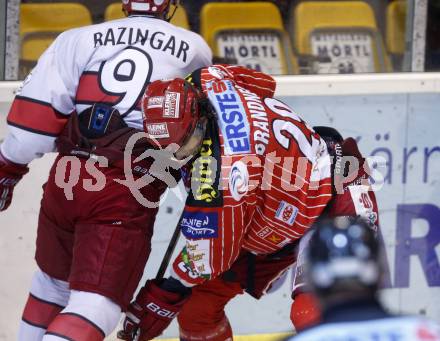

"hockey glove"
[328, 137, 380, 230]
[0, 151, 29, 211]
[118, 278, 190, 341]
[291, 292, 321, 331]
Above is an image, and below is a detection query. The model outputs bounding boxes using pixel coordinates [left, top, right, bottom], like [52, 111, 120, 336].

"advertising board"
[0, 74, 439, 339]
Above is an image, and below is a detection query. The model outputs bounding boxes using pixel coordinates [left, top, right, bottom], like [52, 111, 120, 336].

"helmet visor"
[174, 117, 208, 160]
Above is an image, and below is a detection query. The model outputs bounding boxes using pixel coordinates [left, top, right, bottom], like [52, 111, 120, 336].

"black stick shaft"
[155, 214, 183, 280]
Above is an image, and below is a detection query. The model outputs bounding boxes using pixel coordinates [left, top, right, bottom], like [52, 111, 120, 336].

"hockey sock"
[18, 271, 70, 341]
[42, 290, 121, 341]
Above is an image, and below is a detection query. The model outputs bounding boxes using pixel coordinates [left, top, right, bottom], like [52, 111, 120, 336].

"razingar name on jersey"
[93, 28, 190, 62]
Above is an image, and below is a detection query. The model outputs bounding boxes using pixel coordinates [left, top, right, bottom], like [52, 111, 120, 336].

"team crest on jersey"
[229, 161, 249, 201]
[275, 201, 298, 226]
[164, 92, 180, 118]
[146, 123, 169, 138]
[207, 79, 251, 155]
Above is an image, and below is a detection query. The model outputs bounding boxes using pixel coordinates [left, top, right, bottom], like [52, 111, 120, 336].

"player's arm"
[222, 64, 277, 98]
[0, 29, 89, 211]
[291, 128, 380, 330]
[187, 64, 276, 100]
[0, 151, 29, 211]
[3, 29, 90, 164]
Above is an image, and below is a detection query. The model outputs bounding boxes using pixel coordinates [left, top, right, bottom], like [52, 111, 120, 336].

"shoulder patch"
[275, 201, 298, 226]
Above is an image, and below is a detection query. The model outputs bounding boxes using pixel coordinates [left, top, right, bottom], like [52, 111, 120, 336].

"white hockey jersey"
[288, 316, 440, 341]
[2, 16, 212, 164]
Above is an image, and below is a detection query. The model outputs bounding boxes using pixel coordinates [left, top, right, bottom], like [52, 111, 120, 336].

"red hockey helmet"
[122, 0, 178, 17]
[142, 78, 207, 159]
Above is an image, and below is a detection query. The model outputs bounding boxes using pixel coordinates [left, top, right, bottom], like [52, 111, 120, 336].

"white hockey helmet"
[122, 0, 179, 18]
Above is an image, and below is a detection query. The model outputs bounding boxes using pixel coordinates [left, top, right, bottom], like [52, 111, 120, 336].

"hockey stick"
[155, 212, 183, 280]
[116, 214, 183, 341]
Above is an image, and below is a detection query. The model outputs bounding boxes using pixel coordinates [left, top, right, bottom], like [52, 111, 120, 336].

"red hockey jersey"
[172, 66, 332, 286]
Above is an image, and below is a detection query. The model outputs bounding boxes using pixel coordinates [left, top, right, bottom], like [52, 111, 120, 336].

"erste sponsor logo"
[207, 80, 251, 155]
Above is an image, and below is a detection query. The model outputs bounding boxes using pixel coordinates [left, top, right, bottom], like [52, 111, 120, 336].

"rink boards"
[0, 73, 439, 339]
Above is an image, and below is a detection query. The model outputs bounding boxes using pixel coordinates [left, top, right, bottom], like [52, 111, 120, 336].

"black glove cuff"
[160, 277, 191, 297]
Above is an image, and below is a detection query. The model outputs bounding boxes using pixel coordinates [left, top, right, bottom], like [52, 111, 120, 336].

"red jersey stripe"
[75, 72, 120, 105]
[7, 96, 68, 137]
